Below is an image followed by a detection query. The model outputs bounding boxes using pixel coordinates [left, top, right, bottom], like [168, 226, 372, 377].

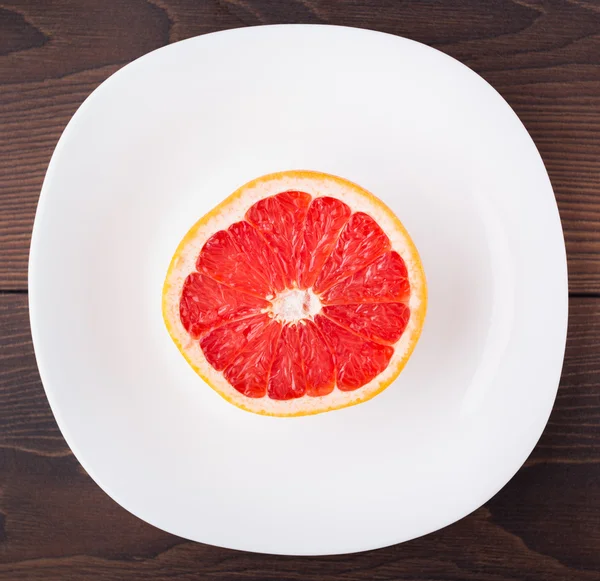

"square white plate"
[29, 25, 568, 555]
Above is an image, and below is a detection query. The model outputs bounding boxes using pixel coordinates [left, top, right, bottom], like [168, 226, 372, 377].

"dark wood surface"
[1, 0, 599, 579]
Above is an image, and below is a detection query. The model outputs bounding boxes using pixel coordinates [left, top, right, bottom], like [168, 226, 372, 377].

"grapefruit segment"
[228, 221, 286, 293]
[197, 229, 272, 297]
[163, 170, 427, 416]
[322, 303, 410, 344]
[223, 321, 282, 398]
[297, 197, 351, 289]
[246, 191, 311, 288]
[200, 313, 272, 371]
[322, 251, 410, 304]
[268, 325, 306, 400]
[298, 321, 335, 397]
[315, 315, 394, 391]
[179, 272, 269, 338]
[313, 212, 391, 294]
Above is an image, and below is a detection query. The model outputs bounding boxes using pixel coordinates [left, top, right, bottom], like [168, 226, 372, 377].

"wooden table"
[2, 1, 599, 579]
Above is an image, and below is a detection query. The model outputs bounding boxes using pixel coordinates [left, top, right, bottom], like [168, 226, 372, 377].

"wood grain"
[1, 0, 600, 292]
[1, 293, 599, 579]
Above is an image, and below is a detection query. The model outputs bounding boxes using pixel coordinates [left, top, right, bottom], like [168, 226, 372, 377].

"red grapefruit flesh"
[297, 196, 352, 289]
[313, 212, 391, 294]
[322, 302, 410, 344]
[246, 191, 312, 289]
[268, 325, 307, 400]
[298, 321, 335, 397]
[179, 273, 269, 338]
[322, 251, 410, 304]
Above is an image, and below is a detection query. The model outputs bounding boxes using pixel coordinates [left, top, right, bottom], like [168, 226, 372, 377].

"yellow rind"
[162, 170, 427, 416]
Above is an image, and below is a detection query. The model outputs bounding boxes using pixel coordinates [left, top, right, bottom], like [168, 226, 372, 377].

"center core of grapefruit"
[270, 289, 321, 323]
[162, 170, 427, 416]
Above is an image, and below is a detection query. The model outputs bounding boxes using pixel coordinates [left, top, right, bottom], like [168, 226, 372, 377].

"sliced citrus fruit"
[163, 170, 427, 416]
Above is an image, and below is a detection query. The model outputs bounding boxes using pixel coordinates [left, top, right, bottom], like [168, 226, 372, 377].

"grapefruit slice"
[163, 170, 427, 416]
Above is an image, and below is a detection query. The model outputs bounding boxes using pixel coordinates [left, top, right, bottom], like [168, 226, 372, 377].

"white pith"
[163, 172, 426, 416]
[269, 288, 322, 324]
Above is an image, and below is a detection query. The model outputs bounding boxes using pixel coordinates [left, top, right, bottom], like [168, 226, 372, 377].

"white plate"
[29, 25, 568, 555]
